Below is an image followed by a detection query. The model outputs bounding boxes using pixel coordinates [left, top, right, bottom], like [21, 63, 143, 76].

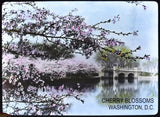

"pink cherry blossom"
[36, 110, 42, 115]
[2, 80, 7, 85]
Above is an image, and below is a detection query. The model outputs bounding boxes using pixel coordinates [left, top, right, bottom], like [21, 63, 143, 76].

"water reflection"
[3, 76, 158, 115]
[64, 77, 158, 115]
[97, 78, 138, 105]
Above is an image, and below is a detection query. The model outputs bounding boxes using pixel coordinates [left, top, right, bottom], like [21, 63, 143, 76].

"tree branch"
[93, 26, 132, 36]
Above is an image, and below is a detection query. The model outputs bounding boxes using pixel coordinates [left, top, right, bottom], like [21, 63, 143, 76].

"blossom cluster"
[104, 38, 125, 47]
[2, 53, 91, 115]
[2, 2, 138, 58]
[3, 39, 74, 60]
[2, 53, 99, 80]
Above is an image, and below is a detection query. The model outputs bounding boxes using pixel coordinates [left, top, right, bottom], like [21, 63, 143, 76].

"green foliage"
[155, 73, 158, 76]
[95, 46, 140, 68]
[140, 72, 151, 76]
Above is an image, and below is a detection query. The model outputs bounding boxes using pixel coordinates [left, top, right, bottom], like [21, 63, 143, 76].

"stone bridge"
[113, 67, 139, 79]
[102, 67, 142, 82]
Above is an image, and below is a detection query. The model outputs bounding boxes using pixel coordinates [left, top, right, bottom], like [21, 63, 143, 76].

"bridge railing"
[113, 67, 141, 72]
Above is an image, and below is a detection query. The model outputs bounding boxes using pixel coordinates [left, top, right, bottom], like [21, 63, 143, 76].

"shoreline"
[138, 76, 158, 81]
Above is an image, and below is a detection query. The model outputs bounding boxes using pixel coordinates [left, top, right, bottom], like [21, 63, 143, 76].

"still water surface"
[39, 77, 158, 115]
[63, 77, 158, 115]
[3, 76, 158, 115]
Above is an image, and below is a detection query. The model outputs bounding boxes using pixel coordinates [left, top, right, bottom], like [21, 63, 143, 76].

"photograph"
[1, 1, 158, 116]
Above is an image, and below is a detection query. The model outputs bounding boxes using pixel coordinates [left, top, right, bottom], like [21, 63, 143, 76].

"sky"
[2, 1, 158, 60]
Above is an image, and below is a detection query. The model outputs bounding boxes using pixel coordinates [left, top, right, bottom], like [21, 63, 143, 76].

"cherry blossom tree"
[2, 1, 150, 115]
[2, 2, 149, 60]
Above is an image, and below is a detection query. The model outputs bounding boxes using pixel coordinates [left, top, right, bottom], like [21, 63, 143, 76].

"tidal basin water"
[63, 77, 158, 115]
[3, 76, 158, 115]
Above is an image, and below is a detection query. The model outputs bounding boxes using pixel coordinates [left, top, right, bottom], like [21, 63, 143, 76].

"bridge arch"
[118, 73, 125, 83]
[128, 73, 134, 83]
